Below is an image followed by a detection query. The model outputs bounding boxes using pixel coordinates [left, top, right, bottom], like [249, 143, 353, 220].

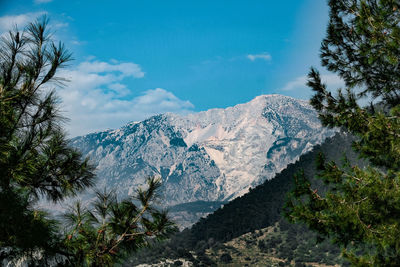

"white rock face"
[71, 95, 334, 206]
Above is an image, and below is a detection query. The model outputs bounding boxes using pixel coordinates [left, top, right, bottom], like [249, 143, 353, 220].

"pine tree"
[62, 177, 177, 266]
[284, 0, 400, 266]
[0, 16, 95, 262]
[0, 17, 177, 265]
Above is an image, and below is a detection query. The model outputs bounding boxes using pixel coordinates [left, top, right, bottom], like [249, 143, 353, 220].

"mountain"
[126, 132, 358, 266]
[71, 95, 334, 214]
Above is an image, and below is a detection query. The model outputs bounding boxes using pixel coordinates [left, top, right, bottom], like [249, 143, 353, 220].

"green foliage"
[169, 200, 226, 213]
[0, 16, 95, 263]
[285, 0, 400, 266]
[0, 18, 177, 266]
[62, 177, 177, 267]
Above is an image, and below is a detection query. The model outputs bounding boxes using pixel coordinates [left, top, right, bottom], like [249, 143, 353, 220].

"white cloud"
[0, 12, 83, 50]
[281, 76, 308, 91]
[281, 74, 344, 91]
[77, 61, 144, 78]
[34, 0, 53, 4]
[53, 22, 69, 29]
[247, 52, 271, 62]
[57, 60, 194, 136]
[134, 88, 194, 111]
[70, 40, 84, 45]
[0, 12, 46, 32]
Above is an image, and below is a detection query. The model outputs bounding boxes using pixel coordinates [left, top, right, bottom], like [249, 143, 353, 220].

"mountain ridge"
[126, 132, 357, 266]
[71, 94, 335, 212]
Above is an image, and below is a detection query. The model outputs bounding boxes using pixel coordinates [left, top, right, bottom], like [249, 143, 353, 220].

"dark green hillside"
[182, 132, 358, 245]
[170, 201, 227, 213]
[127, 132, 361, 266]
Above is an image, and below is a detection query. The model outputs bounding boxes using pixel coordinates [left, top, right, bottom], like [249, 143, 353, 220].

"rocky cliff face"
[72, 95, 334, 207]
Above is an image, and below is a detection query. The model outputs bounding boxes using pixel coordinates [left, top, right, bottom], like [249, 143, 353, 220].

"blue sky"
[0, 0, 343, 136]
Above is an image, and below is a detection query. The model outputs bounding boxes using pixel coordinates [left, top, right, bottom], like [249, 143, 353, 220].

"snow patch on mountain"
[71, 95, 335, 207]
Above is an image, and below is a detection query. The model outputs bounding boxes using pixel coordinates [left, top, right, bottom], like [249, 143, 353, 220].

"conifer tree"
[62, 177, 177, 266]
[0, 18, 177, 266]
[0, 16, 95, 262]
[285, 1, 400, 266]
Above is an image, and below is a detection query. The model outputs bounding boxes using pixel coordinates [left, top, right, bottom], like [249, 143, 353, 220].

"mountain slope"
[71, 95, 334, 208]
[181, 132, 358, 244]
[127, 132, 358, 266]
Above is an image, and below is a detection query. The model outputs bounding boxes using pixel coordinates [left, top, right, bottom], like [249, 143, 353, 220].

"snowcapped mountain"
[71, 95, 334, 207]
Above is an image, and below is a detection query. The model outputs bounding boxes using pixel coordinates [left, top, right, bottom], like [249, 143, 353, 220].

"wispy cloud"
[77, 60, 144, 78]
[70, 40, 85, 45]
[0, 12, 46, 32]
[57, 60, 193, 136]
[0, 12, 81, 49]
[134, 88, 194, 112]
[281, 76, 308, 91]
[34, 0, 53, 4]
[281, 74, 344, 91]
[247, 52, 271, 62]
[53, 22, 69, 29]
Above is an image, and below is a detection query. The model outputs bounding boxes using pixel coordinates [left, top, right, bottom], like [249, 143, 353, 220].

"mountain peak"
[71, 95, 335, 217]
[251, 94, 306, 103]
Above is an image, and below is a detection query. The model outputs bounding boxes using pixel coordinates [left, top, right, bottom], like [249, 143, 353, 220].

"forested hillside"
[127, 131, 361, 266]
